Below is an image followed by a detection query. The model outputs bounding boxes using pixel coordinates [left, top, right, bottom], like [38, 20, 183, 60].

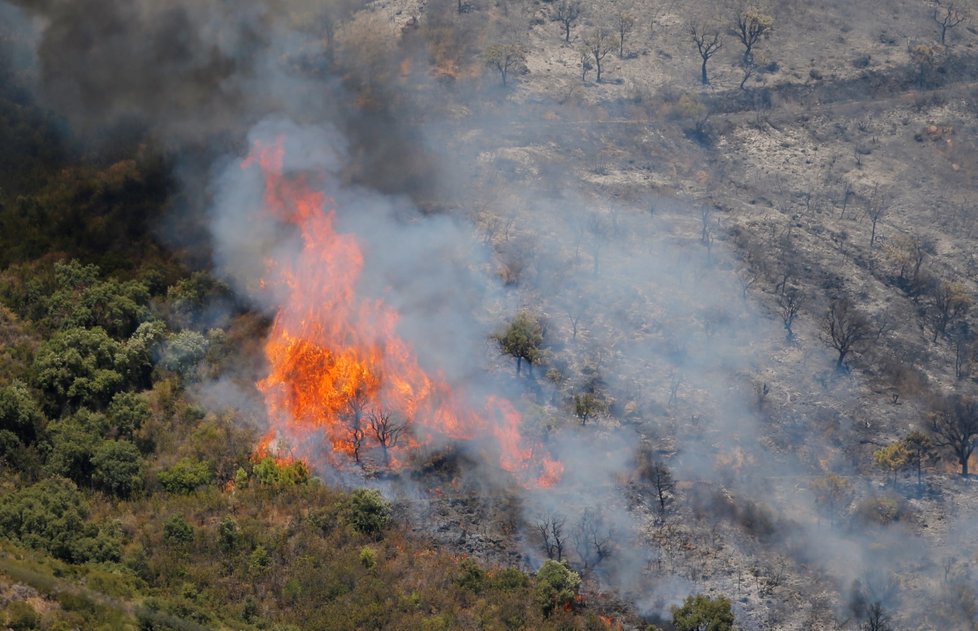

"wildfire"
[246, 137, 562, 487]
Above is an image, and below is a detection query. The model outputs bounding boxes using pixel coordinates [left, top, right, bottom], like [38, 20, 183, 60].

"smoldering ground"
[3, 0, 976, 628]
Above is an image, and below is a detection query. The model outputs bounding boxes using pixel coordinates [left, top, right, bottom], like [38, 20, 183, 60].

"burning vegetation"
[248, 138, 561, 487]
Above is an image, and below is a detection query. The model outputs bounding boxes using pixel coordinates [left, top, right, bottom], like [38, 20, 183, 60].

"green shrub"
[359, 546, 376, 569]
[217, 516, 239, 555]
[0, 478, 119, 563]
[347, 489, 391, 539]
[492, 567, 529, 591]
[163, 515, 194, 544]
[855, 494, 910, 525]
[158, 458, 212, 494]
[456, 558, 486, 592]
[3, 600, 40, 630]
[672, 594, 735, 631]
[252, 457, 309, 487]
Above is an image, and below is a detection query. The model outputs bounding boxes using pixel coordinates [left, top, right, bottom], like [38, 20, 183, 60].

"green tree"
[165, 272, 232, 330]
[119, 320, 167, 389]
[91, 439, 144, 497]
[45, 410, 105, 484]
[672, 594, 735, 631]
[535, 560, 580, 616]
[106, 390, 151, 441]
[159, 330, 209, 379]
[0, 380, 45, 444]
[218, 516, 239, 554]
[32, 326, 125, 414]
[873, 442, 909, 485]
[494, 312, 544, 377]
[574, 392, 601, 426]
[42, 260, 150, 338]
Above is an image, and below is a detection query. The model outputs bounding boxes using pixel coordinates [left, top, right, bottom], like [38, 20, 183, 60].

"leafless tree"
[865, 184, 887, 249]
[637, 452, 675, 516]
[690, 23, 723, 85]
[342, 385, 371, 465]
[733, 6, 774, 65]
[700, 205, 713, 244]
[778, 287, 801, 342]
[888, 234, 933, 300]
[537, 514, 566, 561]
[579, 47, 593, 80]
[552, 0, 583, 43]
[368, 409, 407, 467]
[668, 370, 683, 406]
[927, 280, 971, 342]
[483, 42, 528, 86]
[933, 1, 966, 45]
[861, 601, 892, 631]
[950, 322, 973, 380]
[823, 298, 873, 370]
[573, 508, 613, 570]
[838, 177, 854, 219]
[902, 431, 935, 488]
[582, 26, 618, 83]
[611, 3, 637, 57]
[560, 289, 587, 342]
[738, 58, 756, 90]
[930, 395, 978, 476]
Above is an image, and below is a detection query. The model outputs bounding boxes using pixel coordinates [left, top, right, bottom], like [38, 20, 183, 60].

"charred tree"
[552, 0, 583, 43]
[690, 23, 723, 85]
[537, 514, 566, 561]
[342, 385, 371, 465]
[778, 287, 801, 342]
[733, 7, 774, 65]
[933, 1, 966, 45]
[573, 508, 612, 570]
[368, 410, 407, 468]
[930, 395, 978, 476]
[823, 298, 873, 370]
[637, 453, 675, 516]
[927, 280, 971, 342]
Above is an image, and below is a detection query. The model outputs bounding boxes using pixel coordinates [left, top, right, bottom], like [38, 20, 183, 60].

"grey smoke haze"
[4, 0, 977, 627]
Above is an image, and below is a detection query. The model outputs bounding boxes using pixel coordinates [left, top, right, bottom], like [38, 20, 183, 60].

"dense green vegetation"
[0, 66, 619, 631]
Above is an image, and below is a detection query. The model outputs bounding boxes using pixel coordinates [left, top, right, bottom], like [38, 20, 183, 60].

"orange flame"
[246, 138, 562, 487]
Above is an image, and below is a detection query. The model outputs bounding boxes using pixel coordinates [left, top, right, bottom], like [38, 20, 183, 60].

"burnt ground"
[227, 0, 978, 628]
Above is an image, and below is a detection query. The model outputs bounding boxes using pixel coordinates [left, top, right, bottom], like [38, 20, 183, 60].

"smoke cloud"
[4, 0, 976, 628]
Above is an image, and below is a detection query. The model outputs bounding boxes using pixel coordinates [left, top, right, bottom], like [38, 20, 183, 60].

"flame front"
[249, 139, 562, 487]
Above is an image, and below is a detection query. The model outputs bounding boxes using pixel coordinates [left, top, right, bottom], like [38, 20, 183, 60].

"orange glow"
[247, 137, 562, 488]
